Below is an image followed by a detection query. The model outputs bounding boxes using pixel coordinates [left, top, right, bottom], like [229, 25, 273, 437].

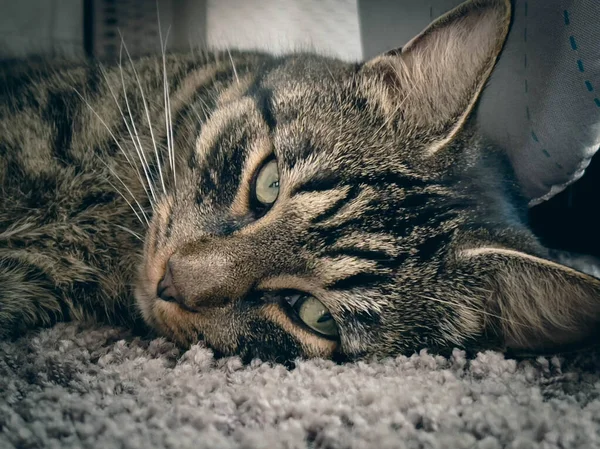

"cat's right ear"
[361, 0, 511, 154]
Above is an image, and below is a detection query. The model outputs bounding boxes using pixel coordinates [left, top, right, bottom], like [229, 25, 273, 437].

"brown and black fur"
[2, 0, 600, 363]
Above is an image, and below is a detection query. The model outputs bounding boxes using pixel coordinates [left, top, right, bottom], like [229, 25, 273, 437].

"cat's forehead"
[183, 54, 408, 203]
[196, 60, 366, 156]
[263, 54, 354, 88]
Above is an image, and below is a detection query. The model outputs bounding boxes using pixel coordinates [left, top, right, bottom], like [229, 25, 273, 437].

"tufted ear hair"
[459, 246, 600, 352]
[362, 0, 511, 154]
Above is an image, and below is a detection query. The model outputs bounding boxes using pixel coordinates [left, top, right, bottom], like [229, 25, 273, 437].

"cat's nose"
[157, 261, 184, 304]
[159, 248, 254, 308]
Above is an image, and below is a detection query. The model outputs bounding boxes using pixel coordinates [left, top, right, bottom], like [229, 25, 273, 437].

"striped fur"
[2, 0, 600, 363]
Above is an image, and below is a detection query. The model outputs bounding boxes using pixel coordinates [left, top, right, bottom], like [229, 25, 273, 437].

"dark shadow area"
[529, 151, 600, 258]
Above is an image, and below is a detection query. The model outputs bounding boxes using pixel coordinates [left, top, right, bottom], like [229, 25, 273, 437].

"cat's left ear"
[361, 0, 511, 148]
[457, 246, 600, 353]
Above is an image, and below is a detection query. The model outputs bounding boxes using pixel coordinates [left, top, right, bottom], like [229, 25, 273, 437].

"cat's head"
[135, 0, 600, 363]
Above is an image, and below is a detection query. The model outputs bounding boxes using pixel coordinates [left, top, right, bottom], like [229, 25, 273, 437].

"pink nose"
[156, 260, 183, 304]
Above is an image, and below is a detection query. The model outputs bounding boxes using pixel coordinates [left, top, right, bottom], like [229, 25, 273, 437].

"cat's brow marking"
[194, 98, 255, 167]
[235, 187, 349, 236]
[317, 186, 377, 228]
[217, 74, 256, 107]
[316, 256, 380, 289]
[329, 231, 400, 258]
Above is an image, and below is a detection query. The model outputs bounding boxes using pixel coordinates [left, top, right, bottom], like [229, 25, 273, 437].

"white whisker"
[198, 96, 211, 120]
[120, 31, 167, 196]
[227, 48, 239, 84]
[96, 156, 150, 226]
[105, 179, 146, 225]
[72, 87, 150, 227]
[100, 159, 150, 226]
[97, 159, 150, 226]
[113, 223, 144, 241]
[105, 177, 149, 228]
[118, 41, 158, 207]
[98, 63, 154, 208]
[157, 6, 176, 188]
[190, 103, 206, 123]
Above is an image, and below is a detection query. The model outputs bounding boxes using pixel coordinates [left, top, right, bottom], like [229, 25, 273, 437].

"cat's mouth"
[138, 275, 340, 359]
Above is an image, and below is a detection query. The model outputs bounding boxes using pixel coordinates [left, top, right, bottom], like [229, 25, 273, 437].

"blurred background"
[0, 0, 598, 258]
[0, 0, 470, 62]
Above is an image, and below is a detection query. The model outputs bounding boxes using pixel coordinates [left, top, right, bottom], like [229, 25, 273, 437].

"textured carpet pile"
[1, 323, 600, 449]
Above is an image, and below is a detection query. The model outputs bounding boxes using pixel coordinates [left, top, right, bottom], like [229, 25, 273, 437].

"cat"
[1, 0, 599, 364]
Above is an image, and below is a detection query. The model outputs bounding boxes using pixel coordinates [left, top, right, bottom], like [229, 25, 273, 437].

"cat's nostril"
[157, 261, 183, 304]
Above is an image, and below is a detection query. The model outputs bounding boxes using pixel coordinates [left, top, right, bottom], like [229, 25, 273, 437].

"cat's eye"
[253, 159, 280, 206]
[284, 293, 338, 338]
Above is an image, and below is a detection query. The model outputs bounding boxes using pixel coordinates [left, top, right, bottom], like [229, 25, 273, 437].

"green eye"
[254, 159, 280, 206]
[285, 294, 338, 337]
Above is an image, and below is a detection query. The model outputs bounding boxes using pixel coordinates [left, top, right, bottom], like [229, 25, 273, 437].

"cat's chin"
[133, 269, 186, 345]
[133, 283, 156, 329]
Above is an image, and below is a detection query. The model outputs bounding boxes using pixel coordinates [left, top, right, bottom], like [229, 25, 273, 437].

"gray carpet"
[1, 323, 600, 449]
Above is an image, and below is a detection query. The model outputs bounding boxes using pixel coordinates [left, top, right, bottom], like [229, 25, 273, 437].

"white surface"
[0, 0, 362, 62]
[206, 0, 362, 61]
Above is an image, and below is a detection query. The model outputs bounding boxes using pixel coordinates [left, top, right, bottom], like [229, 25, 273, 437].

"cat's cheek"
[134, 256, 165, 329]
[138, 224, 177, 314]
[151, 301, 201, 347]
[151, 300, 242, 352]
[133, 284, 156, 329]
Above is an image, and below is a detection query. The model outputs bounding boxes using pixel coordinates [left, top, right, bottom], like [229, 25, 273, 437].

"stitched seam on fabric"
[565, 9, 600, 109]
[524, 2, 560, 168]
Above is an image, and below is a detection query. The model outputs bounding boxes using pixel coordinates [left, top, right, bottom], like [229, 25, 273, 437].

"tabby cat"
[1, 0, 599, 363]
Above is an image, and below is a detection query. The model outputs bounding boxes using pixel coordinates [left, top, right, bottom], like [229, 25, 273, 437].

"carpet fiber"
[1, 323, 600, 449]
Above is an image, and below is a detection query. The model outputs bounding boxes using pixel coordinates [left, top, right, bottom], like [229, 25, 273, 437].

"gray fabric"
[2, 322, 600, 449]
[477, 0, 600, 204]
[359, 0, 600, 204]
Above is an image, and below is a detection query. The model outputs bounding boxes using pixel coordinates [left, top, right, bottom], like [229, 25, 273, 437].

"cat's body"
[2, 0, 600, 363]
[1, 54, 181, 334]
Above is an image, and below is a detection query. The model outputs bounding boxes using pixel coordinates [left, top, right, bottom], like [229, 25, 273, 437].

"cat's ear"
[362, 0, 511, 148]
[459, 246, 600, 352]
